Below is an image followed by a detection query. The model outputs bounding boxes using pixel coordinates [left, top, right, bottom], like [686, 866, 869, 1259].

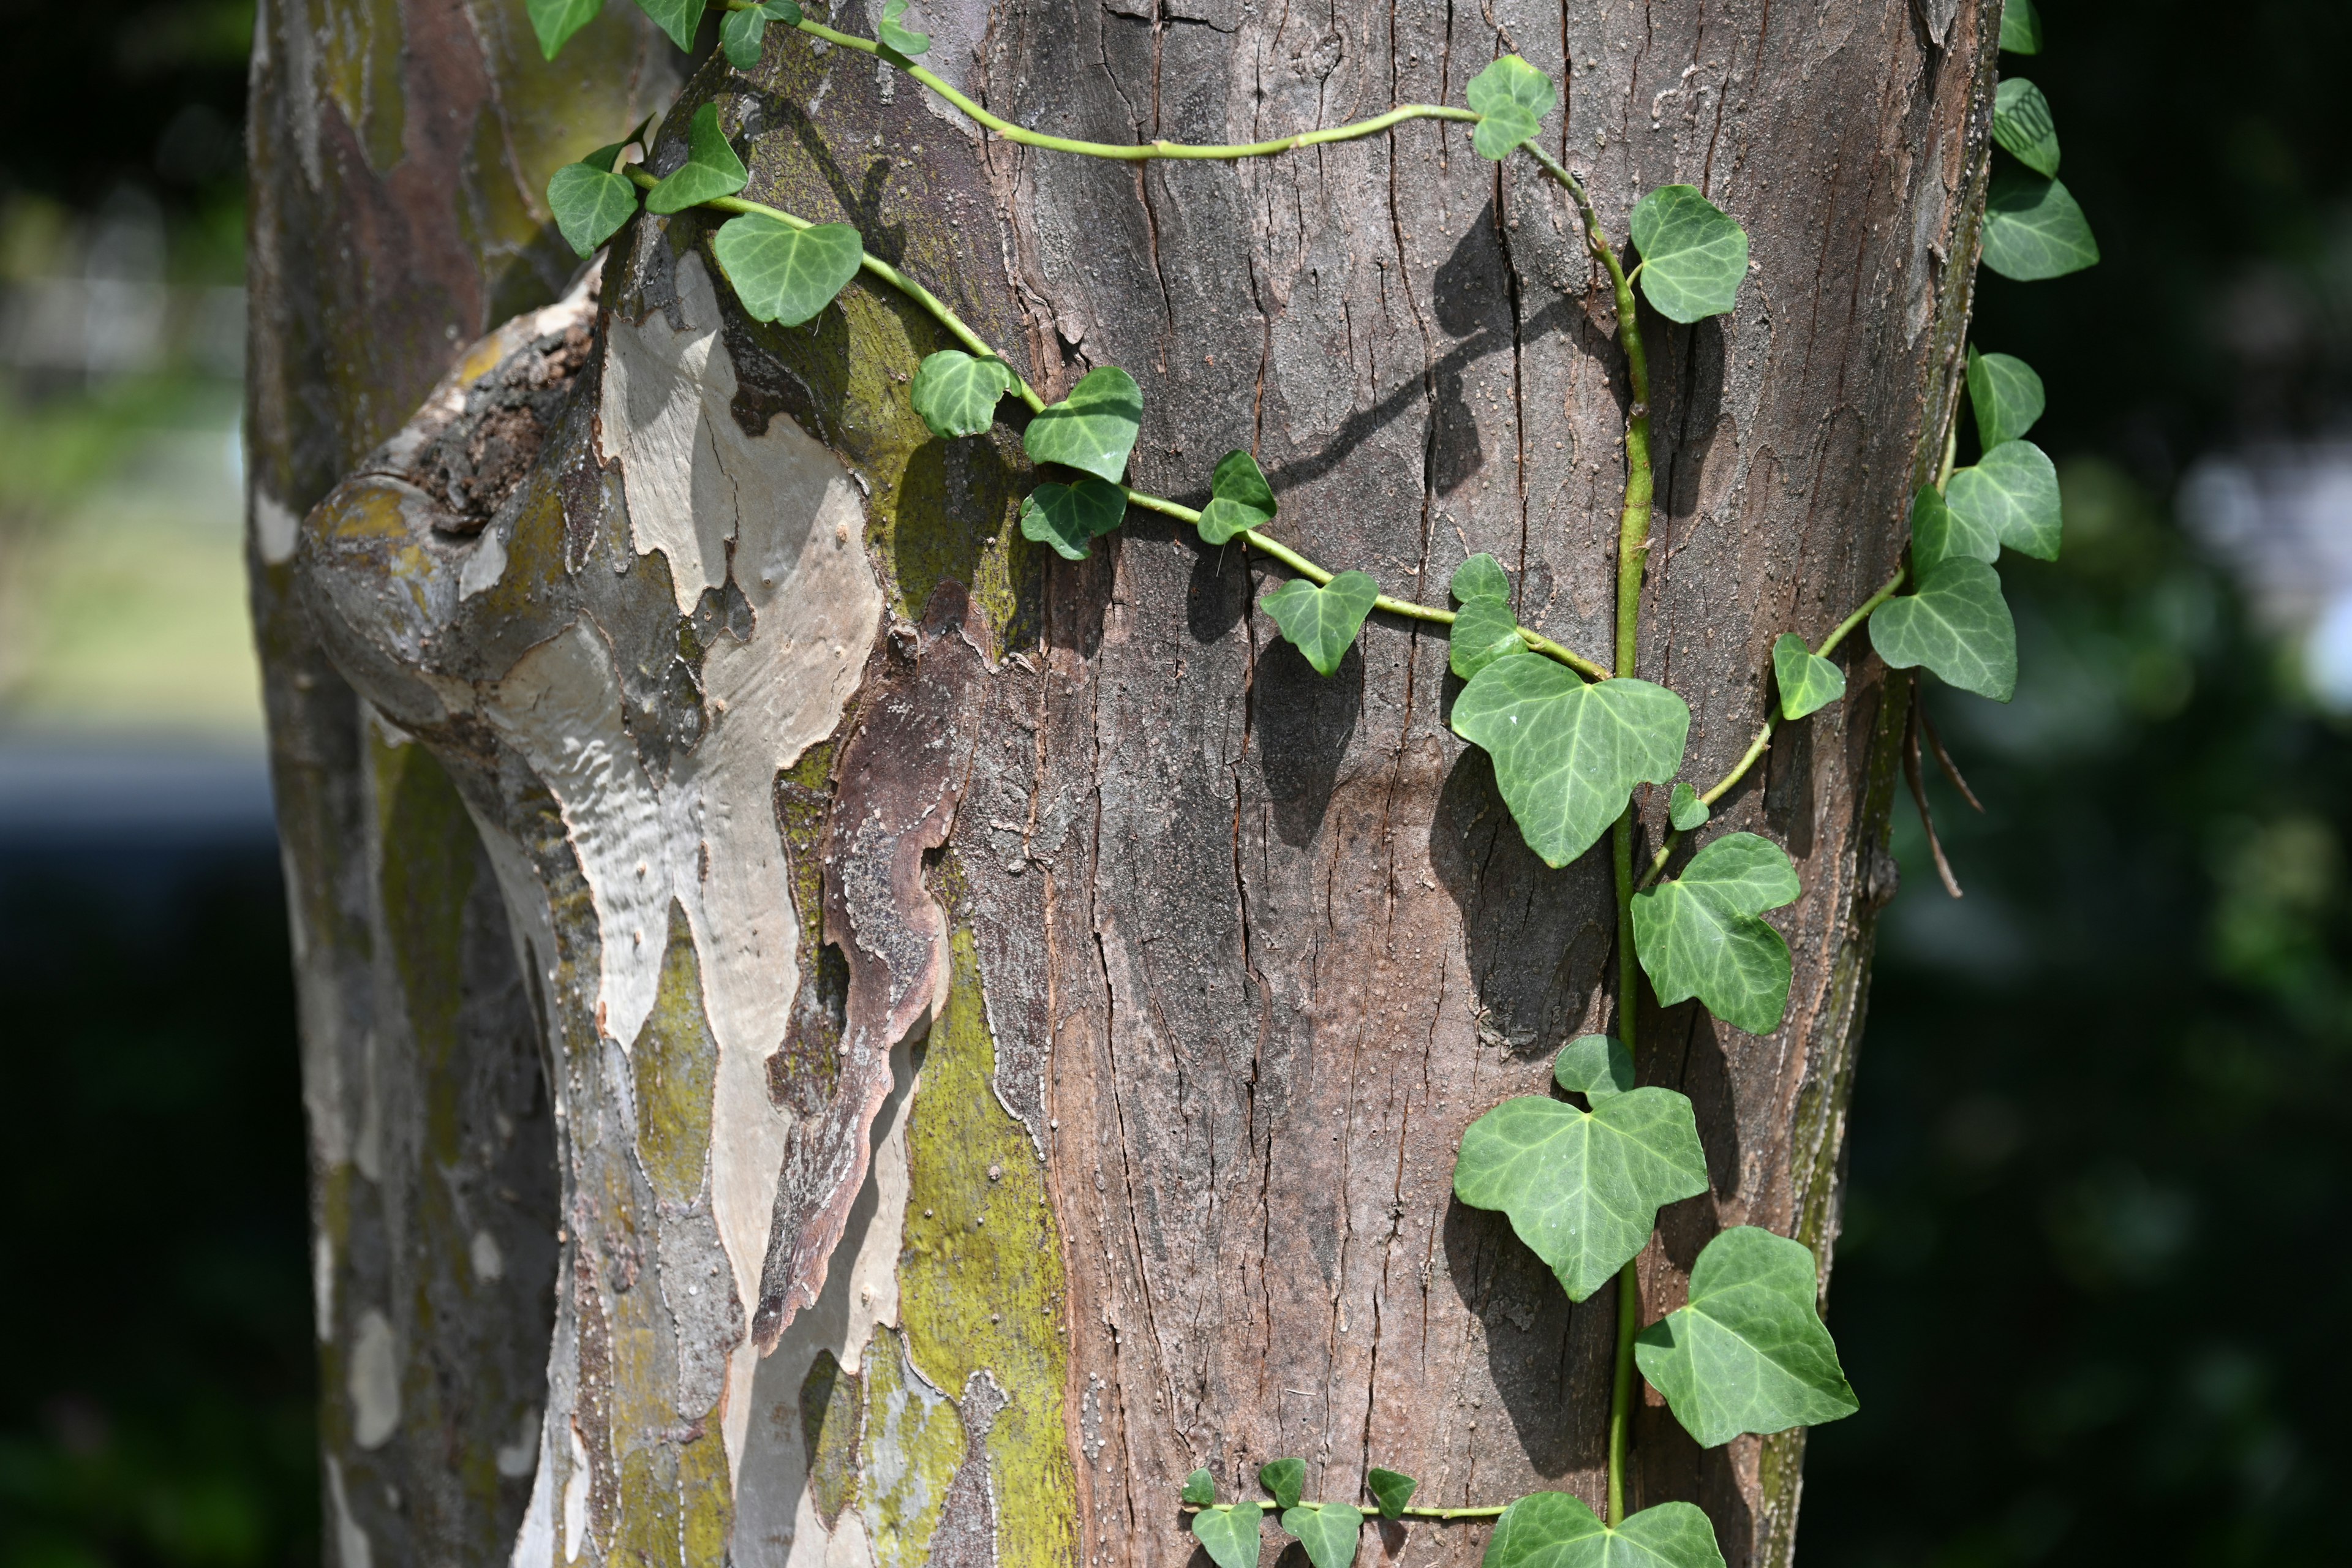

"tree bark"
[248, 5, 1997, 1568]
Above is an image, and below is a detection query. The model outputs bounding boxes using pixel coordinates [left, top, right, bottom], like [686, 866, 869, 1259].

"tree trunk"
[247, 5, 1997, 1568]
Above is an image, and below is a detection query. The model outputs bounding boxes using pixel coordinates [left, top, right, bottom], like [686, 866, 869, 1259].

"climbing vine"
[533, 0, 2095, 1562]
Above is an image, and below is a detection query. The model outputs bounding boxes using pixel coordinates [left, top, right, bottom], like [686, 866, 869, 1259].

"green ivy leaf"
[646, 103, 750, 213]
[634, 0, 702, 52]
[1193, 1504, 1264, 1568]
[1259, 1458, 1306, 1512]
[548, 162, 640, 257]
[528, 0, 602, 59]
[1628, 186, 1750, 324]
[1668, 782, 1709, 832]
[2000, 0, 2043, 54]
[1453, 1082, 1708, 1302]
[1632, 832, 1800, 1035]
[1466, 56, 1555, 159]
[1909, 484, 1996, 570]
[1992, 78, 2061, 178]
[1450, 600, 1527, 681]
[720, 4, 769, 67]
[1450, 553, 1512, 605]
[1868, 557, 2016, 701]
[1265, 571, 1381, 676]
[1634, 1226, 1858, 1447]
[877, 0, 930, 56]
[1283, 1504, 1365, 1568]
[1483, 1492, 1726, 1568]
[1450, 664, 1689, 869]
[710, 216, 862, 325]
[911, 350, 1017, 439]
[1199, 448, 1276, 544]
[1023, 366, 1144, 483]
[1183, 1469, 1217, 1507]
[1020, 477, 1128, 561]
[761, 0, 804, 20]
[1966, 345, 2045, 450]
[1771, 633, 1845, 721]
[1946, 439, 2060, 560]
[1551, 1034, 1635, 1102]
[1365, 1469, 1417, 1518]
[1980, 168, 2098, 280]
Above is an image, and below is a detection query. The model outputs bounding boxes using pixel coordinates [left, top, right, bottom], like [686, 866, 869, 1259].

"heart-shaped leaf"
[1199, 448, 1276, 544]
[1628, 186, 1749, 323]
[1182, 1468, 1217, 1507]
[763, 0, 804, 20]
[720, 4, 769, 67]
[1771, 633, 1844, 721]
[1450, 663, 1690, 869]
[1365, 1469, 1417, 1519]
[2000, 0, 2042, 52]
[633, 0, 701, 50]
[1483, 1492, 1726, 1568]
[1265, 571, 1380, 676]
[1283, 1504, 1365, 1568]
[877, 0, 930, 56]
[548, 161, 639, 257]
[1947, 439, 2060, 560]
[1869, 557, 2016, 701]
[1992, 77, 2061, 178]
[1909, 484, 1996, 570]
[1551, 1035, 1635, 1102]
[711, 215, 863, 325]
[646, 102, 748, 213]
[1667, 782, 1709, 832]
[1466, 55, 1555, 159]
[1980, 168, 2098, 281]
[1193, 1504, 1264, 1568]
[911, 349, 1017, 439]
[1966, 346, 2045, 450]
[1453, 1083, 1708, 1302]
[1023, 366, 1143, 483]
[1259, 1459, 1306, 1512]
[1450, 553, 1512, 606]
[1450, 599, 1526, 680]
[1631, 832, 1801, 1035]
[1634, 1226, 1858, 1447]
[1020, 476, 1128, 561]
[529, 0, 601, 59]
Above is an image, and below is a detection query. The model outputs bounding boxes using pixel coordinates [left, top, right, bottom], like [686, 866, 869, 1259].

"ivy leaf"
[1634, 1226, 1858, 1447]
[1771, 633, 1844, 721]
[1631, 832, 1800, 1036]
[1628, 186, 1749, 324]
[1265, 572, 1381, 677]
[1483, 1492, 1727, 1568]
[1450, 663, 1690, 869]
[1551, 1034, 1635, 1102]
[2000, 0, 2043, 54]
[1466, 56, 1555, 159]
[1199, 448, 1276, 544]
[1183, 1469, 1217, 1507]
[1259, 1459, 1306, 1512]
[1868, 557, 2016, 702]
[761, 0, 804, 19]
[1450, 600, 1527, 681]
[877, 0, 930, 56]
[1450, 553, 1512, 605]
[528, 0, 601, 59]
[1365, 1469, 1417, 1519]
[646, 102, 749, 213]
[1283, 1504, 1365, 1568]
[1668, 782, 1709, 832]
[711, 216, 863, 325]
[1908, 483, 1996, 570]
[720, 4, 769, 67]
[1453, 1084, 1708, 1302]
[1193, 1504, 1264, 1568]
[1020, 477, 1128, 561]
[633, 0, 702, 52]
[1992, 78, 2061, 178]
[547, 162, 639, 257]
[1966, 346, 2045, 450]
[1946, 440, 2060, 560]
[911, 350, 1017, 439]
[1980, 168, 2098, 281]
[1023, 366, 1144, 483]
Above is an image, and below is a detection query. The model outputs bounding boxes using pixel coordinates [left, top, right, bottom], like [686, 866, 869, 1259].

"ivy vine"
[532, 0, 2097, 1561]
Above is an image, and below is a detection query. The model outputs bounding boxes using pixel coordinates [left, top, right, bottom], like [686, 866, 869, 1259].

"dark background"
[2, 1, 2348, 1565]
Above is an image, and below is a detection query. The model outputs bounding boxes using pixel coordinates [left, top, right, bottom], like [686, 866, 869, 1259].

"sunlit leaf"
[1020, 476, 1128, 561]
[1450, 552, 1512, 605]
[1992, 78, 2061, 177]
[2000, 0, 2043, 54]
[1946, 439, 2060, 560]
[1450, 664, 1689, 869]
[910, 349, 1017, 439]
[1482, 1492, 1725, 1568]
[528, 0, 601, 60]
[1869, 557, 2016, 701]
[1772, 633, 1844, 721]
[1284, 1504, 1365, 1568]
[1260, 1459, 1306, 1511]
[1265, 571, 1380, 676]
[720, 4, 769, 67]
[877, 0, 930, 56]
[1450, 600, 1526, 680]
[1966, 345, 2045, 450]
[633, 0, 702, 52]
[1199, 448, 1276, 544]
[1980, 168, 2098, 280]
[1551, 1034, 1634, 1102]
[646, 102, 749, 213]
[1193, 1504, 1264, 1568]
[548, 162, 639, 257]
[1668, 782, 1709, 832]
[711, 215, 862, 325]
[1365, 1469, 1417, 1518]
[1908, 484, 1996, 570]
[1631, 832, 1800, 1035]
[1629, 186, 1749, 323]
[1634, 1226, 1858, 1447]
[1466, 55, 1555, 159]
[1183, 1469, 1217, 1507]
[1023, 366, 1143, 483]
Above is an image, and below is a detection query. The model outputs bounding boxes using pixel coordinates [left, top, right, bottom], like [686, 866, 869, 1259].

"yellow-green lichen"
[801, 1348, 863, 1528]
[311, 0, 406, 175]
[859, 1329, 968, 1568]
[631, 902, 720, 1207]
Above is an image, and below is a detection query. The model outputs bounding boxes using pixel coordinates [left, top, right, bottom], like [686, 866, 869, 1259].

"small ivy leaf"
[528, 0, 602, 59]
[1259, 1458, 1306, 1512]
[1946, 440, 2060, 560]
[1023, 366, 1144, 483]
[1183, 1469, 1218, 1507]
[1450, 599, 1527, 681]
[1452, 1085, 1708, 1301]
[1450, 552, 1512, 605]
[877, 0, 931, 56]
[633, 0, 703, 52]
[761, 0, 804, 21]
[1365, 1469, 1417, 1519]
[1283, 1504, 1365, 1568]
[1868, 557, 2017, 702]
[1771, 633, 1845, 721]
[1634, 1226, 1859, 1447]
[910, 350, 1017, 439]
[1631, 832, 1801, 1036]
[576, 116, 655, 175]
[720, 4, 769, 67]
[1966, 345, 2046, 450]
[1551, 1035, 1635, 1102]
[1483, 1492, 1727, 1568]
[1265, 571, 1381, 676]
[2000, 0, 2043, 54]
[548, 162, 640, 257]
[1980, 168, 2098, 281]
[1199, 448, 1277, 544]
[711, 216, 864, 325]
[646, 102, 750, 213]
[1667, 782, 1710, 832]
[1465, 55, 1555, 159]
[1450, 663, 1690, 869]
[1628, 186, 1750, 323]
[1020, 477, 1128, 561]
[1909, 484, 1996, 570]
[1991, 78, 2061, 178]
[1193, 1504, 1265, 1568]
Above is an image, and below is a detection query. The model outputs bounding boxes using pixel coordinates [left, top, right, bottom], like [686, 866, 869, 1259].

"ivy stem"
[1177, 1502, 1509, 1521]
[1608, 1257, 1640, 1525]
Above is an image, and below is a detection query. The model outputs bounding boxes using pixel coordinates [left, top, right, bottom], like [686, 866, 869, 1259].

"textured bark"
[249, 5, 1999, 1568]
